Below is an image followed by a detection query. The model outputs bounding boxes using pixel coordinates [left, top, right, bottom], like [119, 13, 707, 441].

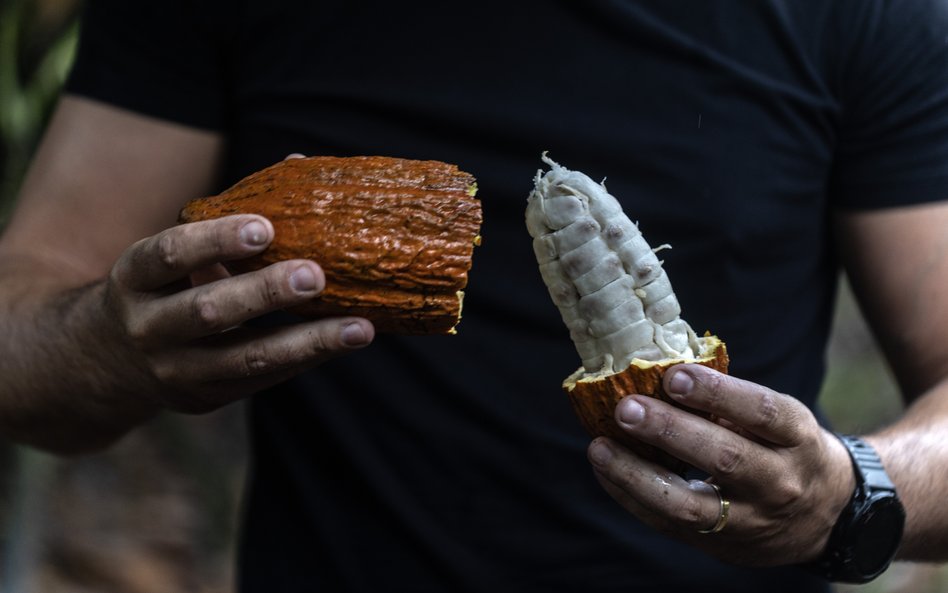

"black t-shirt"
[67, 1, 948, 591]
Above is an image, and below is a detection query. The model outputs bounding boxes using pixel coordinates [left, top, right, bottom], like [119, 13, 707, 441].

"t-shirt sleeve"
[65, 0, 229, 131]
[830, 0, 948, 210]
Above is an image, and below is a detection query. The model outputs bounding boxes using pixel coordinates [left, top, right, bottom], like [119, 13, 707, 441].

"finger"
[114, 215, 273, 291]
[588, 438, 726, 535]
[155, 316, 374, 387]
[591, 468, 657, 523]
[614, 395, 784, 492]
[133, 259, 325, 343]
[662, 364, 813, 446]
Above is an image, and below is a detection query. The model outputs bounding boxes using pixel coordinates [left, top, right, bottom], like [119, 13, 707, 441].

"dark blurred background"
[0, 1, 943, 591]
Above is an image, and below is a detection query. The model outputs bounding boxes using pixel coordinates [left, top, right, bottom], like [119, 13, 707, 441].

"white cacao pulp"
[526, 155, 701, 376]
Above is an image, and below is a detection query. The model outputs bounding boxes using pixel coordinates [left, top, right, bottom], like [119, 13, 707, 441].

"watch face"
[853, 497, 905, 577]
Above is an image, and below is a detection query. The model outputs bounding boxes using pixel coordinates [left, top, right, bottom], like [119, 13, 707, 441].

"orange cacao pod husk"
[178, 156, 482, 335]
[563, 335, 729, 474]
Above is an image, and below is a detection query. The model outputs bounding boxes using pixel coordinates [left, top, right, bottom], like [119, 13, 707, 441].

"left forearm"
[866, 378, 948, 560]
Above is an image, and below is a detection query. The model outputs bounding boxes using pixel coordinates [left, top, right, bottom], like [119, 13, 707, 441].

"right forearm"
[0, 269, 159, 454]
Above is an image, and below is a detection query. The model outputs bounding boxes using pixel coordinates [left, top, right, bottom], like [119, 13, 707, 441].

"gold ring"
[697, 482, 730, 534]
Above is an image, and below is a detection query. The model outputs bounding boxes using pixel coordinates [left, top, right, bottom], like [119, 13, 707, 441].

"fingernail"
[289, 265, 318, 292]
[617, 398, 645, 426]
[240, 221, 269, 247]
[668, 370, 694, 398]
[589, 440, 614, 466]
[341, 323, 369, 347]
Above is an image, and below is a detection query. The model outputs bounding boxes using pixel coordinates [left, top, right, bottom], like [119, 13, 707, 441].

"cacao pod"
[178, 155, 482, 335]
[563, 335, 729, 474]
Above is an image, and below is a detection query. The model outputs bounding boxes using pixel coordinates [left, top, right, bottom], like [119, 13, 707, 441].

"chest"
[220, 0, 843, 309]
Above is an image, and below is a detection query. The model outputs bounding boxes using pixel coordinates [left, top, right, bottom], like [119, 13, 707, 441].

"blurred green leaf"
[0, 0, 81, 225]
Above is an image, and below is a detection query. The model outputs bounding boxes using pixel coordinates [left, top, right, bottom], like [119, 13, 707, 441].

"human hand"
[586, 364, 855, 566]
[102, 214, 374, 413]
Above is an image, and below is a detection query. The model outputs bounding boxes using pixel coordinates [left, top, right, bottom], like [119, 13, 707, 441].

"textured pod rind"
[178, 156, 482, 335]
[563, 336, 729, 474]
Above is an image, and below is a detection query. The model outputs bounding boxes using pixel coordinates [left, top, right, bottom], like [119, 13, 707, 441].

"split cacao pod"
[563, 335, 729, 474]
[178, 155, 483, 335]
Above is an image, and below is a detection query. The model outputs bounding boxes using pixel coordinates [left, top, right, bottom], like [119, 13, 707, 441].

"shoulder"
[826, 0, 948, 209]
[835, 0, 948, 94]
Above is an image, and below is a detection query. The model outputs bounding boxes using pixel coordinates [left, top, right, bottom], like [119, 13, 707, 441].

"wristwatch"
[809, 434, 905, 584]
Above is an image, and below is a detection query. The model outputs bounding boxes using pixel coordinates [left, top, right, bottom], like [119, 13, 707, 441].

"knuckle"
[191, 292, 224, 332]
[149, 358, 178, 385]
[652, 408, 680, 441]
[106, 269, 127, 304]
[103, 274, 132, 317]
[209, 221, 233, 257]
[123, 315, 152, 347]
[108, 252, 133, 289]
[295, 325, 346, 364]
[712, 443, 744, 477]
[771, 475, 805, 507]
[156, 231, 182, 272]
[110, 237, 151, 290]
[240, 343, 276, 376]
[259, 268, 289, 308]
[751, 391, 781, 432]
[304, 328, 331, 355]
[105, 287, 151, 347]
[701, 372, 729, 411]
[675, 492, 707, 529]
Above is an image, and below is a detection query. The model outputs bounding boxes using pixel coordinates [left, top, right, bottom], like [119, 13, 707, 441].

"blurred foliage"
[0, 2, 82, 591]
[819, 280, 903, 435]
[0, 0, 80, 222]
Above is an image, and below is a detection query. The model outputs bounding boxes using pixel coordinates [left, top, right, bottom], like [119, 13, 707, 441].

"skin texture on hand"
[103, 213, 375, 413]
[0, 213, 374, 452]
[586, 364, 855, 567]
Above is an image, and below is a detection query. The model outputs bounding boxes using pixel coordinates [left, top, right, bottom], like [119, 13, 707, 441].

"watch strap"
[807, 434, 904, 584]
[838, 434, 895, 492]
